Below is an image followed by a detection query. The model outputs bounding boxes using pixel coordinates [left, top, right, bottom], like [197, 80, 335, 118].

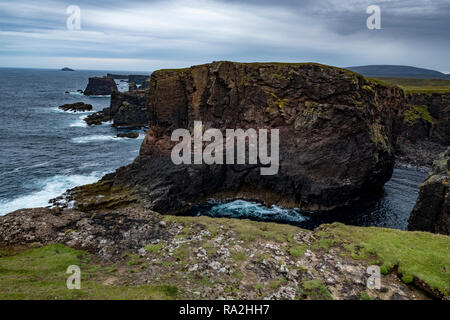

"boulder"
[84, 108, 111, 125]
[117, 132, 139, 139]
[408, 147, 450, 235]
[84, 77, 118, 95]
[60, 61, 405, 214]
[58, 102, 92, 112]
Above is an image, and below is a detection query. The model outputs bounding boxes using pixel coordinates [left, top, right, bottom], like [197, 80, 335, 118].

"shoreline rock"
[58, 102, 92, 112]
[84, 77, 118, 96]
[408, 147, 450, 235]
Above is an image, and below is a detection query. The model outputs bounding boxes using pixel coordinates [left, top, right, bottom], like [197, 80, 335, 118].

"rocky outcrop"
[64, 61, 405, 214]
[396, 93, 449, 166]
[117, 132, 139, 139]
[408, 148, 450, 235]
[84, 77, 118, 96]
[0, 208, 448, 299]
[58, 102, 92, 112]
[83, 90, 148, 127]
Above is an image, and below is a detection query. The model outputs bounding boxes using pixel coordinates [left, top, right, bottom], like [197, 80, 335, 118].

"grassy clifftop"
[1, 215, 448, 300]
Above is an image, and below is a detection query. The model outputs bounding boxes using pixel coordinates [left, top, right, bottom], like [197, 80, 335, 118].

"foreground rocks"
[84, 77, 118, 96]
[58, 102, 92, 112]
[66, 61, 405, 214]
[0, 207, 448, 300]
[408, 147, 450, 235]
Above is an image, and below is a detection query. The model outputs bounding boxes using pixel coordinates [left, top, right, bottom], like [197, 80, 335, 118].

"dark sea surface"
[182, 166, 428, 230]
[0, 68, 146, 215]
[0, 68, 428, 230]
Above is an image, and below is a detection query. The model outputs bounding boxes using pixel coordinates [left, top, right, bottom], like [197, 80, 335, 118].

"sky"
[0, 0, 449, 72]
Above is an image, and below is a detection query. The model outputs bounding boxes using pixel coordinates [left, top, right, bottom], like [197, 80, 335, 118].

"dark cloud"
[0, 0, 448, 72]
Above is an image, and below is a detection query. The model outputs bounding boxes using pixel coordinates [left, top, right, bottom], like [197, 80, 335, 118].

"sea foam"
[0, 173, 104, 215]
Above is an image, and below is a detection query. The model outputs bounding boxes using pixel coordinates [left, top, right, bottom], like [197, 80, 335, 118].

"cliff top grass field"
[1, 216, 449, 300]
[373, 77, 450, 93]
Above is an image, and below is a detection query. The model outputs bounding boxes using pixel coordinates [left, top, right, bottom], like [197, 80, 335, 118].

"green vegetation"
[360, 291, 371, 300]
[299, 279, 332, 300]
[375, 77, 450, 93]
[316, 223, 450, 295]
[145, 243, 163, 254]
[288, 244, 307, 257]
[404, 105, 434, 124]
[0, 244, 178, 300]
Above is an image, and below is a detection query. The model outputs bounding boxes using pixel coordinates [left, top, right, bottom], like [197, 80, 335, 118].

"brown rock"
[61, 61, 405, 214]
[408, 147, 450, 235]
[84, 77, 118, 95]
[58, 102, 92, 112]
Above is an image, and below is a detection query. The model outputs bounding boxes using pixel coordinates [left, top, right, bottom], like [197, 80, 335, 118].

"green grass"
[300, 279, 332, 300]
[288, 244, 307, 257]
[316, 223, 450, 296]
[374, 77, 450, 93]
[404, 105, 434, 124]
[145, 243, 164, 254]
[0, 244, 178, 300]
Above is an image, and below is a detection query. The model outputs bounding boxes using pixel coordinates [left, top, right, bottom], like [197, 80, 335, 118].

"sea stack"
[408, 147, 450, 235]
[60, 61, 405, 214]
[84, 77, 118, 95]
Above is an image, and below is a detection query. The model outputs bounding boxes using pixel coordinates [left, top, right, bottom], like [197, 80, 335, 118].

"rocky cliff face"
[396, 93, 449, 166]
[60, 61, 405, 214]
[84, 90, 148, 127]
[84, 77, 118, 96]
[408, 148, 450, 235]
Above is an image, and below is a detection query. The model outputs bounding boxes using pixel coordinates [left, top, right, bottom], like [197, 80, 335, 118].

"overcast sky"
[0, 0, 449, 72]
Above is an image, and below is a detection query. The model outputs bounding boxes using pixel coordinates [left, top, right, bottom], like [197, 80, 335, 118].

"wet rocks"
[408, 147, 450, 235]
[117, 132, 139, 139]
[84, 108, 112, 125]
[84, 77, 118, 96]
[84, 90, 148, 127]
[58, 102, 92, 112]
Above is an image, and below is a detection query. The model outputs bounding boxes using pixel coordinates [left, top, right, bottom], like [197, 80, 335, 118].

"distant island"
[61, 67, 74, 71]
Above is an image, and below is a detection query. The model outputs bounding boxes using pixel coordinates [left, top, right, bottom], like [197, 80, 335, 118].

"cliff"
[396, 92, 450, 165]
[84, 77, 118, 96]
[408, 148, 450, 235]
[62, 61, 405, 213]
[84, 90, 148, 127]
[0, 208, 448, 299]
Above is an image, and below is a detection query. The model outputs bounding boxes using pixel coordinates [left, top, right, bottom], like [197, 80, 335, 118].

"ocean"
[0, 68, 146, 214]
[0, 68, 428, 230]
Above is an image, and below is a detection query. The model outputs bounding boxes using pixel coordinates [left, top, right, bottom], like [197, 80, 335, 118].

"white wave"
[52, 107, 94, 114]
[0, 173, 104, 215]
[71, 133, 145, 143]
[70, 115, 88, 127]
[67, 91, 83, 96]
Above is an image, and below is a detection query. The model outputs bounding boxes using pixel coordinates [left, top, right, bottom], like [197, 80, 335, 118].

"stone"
[84, 77, 118, 95]
[408, 147, 450, 235]
[58, 102, 92, 112]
